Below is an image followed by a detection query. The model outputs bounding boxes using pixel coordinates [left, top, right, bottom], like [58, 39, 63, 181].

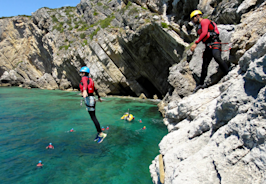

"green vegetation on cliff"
[100, 15, 115, 29]
[161, 22, 168, 28]
[90, 27, 100, 40]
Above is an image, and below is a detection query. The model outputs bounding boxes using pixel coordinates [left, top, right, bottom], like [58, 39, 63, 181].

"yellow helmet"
[190, 10, 202, 19]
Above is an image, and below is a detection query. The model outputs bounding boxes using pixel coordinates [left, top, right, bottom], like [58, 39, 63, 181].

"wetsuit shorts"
[84, 96, 95, 111]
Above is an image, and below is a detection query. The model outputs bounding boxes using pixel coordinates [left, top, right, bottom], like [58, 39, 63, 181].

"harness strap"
[209, 42, 232, 52]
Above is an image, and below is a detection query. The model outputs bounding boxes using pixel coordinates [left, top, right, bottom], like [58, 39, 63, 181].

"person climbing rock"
[190, 10, 229, 93]
[79, 66, 107, 144]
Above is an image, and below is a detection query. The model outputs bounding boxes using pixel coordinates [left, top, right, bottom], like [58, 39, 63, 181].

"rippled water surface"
[0, 87, 167, 184]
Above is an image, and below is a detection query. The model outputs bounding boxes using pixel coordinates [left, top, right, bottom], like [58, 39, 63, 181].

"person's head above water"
[49, 143, 52, 145]
[39, 160, 42, 163]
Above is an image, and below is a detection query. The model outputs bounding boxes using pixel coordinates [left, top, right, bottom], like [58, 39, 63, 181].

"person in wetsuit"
[37, 160, 43, 167]
[190, 10, 229, 93]
[79, 66, 107, 143]
[46, 143, 54, 149]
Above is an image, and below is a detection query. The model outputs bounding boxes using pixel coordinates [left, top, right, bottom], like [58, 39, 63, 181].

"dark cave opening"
[1, 80, 9, 84]
[0, 67, 5, 77]
[136, 76, 162, 99]
[118, 82, 137, 97]
[166, 0, 174, 15]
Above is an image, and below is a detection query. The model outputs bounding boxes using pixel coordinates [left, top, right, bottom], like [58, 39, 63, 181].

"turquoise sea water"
[0, 87, 167, 184]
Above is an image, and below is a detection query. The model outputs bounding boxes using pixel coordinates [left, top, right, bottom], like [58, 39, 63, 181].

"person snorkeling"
[121, 111, 135, 121]
[123, 112, 130, 120]
[46, 143, 54, 149]
[79, 66, 107, 144]
[190, 10, 229, 93]
[37, 160, 43, 167]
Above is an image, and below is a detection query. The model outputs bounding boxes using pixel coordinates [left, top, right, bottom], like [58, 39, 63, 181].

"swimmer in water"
[46, 143, 54, 149]
[70, 128, 75, 132]
[139, 119, 142, 123]
[37, 160, 43, 167]
[106, 126, 109, 130]
[142, 126, 146, 130]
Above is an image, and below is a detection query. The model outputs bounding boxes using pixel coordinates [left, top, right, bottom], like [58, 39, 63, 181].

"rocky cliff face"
[1, 0, 266, 183]
[0, 0, 188, 98]
[149, 0, 266, 184]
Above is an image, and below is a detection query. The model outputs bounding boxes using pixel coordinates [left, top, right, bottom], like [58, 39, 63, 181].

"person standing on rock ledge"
[79, 66, 107, 144]
[190, 10, 229, 93]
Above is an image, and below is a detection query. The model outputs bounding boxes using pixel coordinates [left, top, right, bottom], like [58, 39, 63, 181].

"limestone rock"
[153, 94, 158, 100]
[239, 33, 266, 78]
[150, 32, 266, 184]
[37, 73, 58, 90]
[168, 61, 195, 97]
[230, 2, 266, 61]
[139, 93, 147, 99]
[0, 0, 193, 98]
[59, 78, 72, 90]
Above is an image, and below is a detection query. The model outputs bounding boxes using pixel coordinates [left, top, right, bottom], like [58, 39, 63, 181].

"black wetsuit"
[196, 19, 229, 86]
[81, 75, 102, 134]
[199, 41, 229, 85]
[86, 94, 102, 133]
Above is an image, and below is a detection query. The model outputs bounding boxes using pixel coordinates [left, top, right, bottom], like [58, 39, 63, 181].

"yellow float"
[121, 113, 135, 121]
